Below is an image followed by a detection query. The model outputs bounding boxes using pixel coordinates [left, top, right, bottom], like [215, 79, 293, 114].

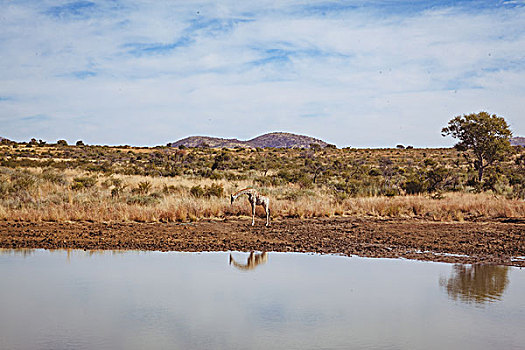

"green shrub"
[368, 168, 381, 176]
[205, 183, 224, 197]
[71, 176, 97, 190]
[0, 180, 10, 198]
[41, 169, 66, 184]
[133, 181, 152, 195]
[209, 172, 223, 180]
[190, 183, 224, 198]
[7, 170, 39, 193]
[190, 185, 205, 197]
[482, 173, 503, 192]
[403, 178, 427, 195]
[381, 186, 399, 197]
[108, 178, 126, 198]
[162, 184, 180, 195]
[126, 193, 160, 205]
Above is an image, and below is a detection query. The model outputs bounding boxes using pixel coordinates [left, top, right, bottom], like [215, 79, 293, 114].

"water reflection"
[85, 249, 128, 257]
[440, 264, 510, 304]
[0, 248, 35, 257]
[229, 251, 268, 271]
[0, 248, 131, 261]
[1, 250, 524, 350]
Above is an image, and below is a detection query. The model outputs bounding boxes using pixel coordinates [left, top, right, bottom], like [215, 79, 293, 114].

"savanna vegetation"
[1, 127, 524, 223]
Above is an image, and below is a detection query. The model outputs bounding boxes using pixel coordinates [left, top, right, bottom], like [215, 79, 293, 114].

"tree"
[211, 151, 230, 171]
[442, 111, 512, 182]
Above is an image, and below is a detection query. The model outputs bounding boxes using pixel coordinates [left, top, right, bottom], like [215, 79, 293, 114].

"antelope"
[230, 188, 270, 226]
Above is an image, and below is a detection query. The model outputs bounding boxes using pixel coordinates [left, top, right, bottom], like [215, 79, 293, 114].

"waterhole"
[1, 249, 524, 349]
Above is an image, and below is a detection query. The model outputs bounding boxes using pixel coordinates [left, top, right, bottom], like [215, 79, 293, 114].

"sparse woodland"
[0, 141, 524, 222]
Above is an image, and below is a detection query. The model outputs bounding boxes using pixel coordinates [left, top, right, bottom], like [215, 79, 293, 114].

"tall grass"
[1, 167, 523, 222]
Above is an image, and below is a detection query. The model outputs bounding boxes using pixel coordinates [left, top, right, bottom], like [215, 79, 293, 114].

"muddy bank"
[1, 217, 524, 266]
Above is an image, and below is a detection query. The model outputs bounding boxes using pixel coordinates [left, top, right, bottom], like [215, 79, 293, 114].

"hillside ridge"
[169, 132, 330, 149]
[511, 137, 525, 147]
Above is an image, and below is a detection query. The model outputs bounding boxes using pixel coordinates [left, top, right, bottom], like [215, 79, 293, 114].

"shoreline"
[1, 217, 524, 266]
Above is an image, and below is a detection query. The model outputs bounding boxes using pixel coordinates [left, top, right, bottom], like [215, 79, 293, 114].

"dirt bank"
[1, 217, 524, 266]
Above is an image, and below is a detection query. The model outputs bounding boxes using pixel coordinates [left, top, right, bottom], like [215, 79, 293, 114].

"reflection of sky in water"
[0, 250, 524, 350]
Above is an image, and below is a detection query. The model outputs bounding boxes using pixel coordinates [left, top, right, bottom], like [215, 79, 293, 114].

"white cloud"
[1, 1, 524, 147]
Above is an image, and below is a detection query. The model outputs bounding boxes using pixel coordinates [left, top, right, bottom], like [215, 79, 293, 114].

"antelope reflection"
[229, 252, 268, 271]
[440, 264, 510, 304]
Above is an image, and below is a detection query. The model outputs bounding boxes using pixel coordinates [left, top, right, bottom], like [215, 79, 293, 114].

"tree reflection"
[440, 264, 509, 304]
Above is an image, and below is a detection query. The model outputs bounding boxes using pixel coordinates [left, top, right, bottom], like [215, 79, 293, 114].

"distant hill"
[169, 132, 330, 149]
[248, 132, 329, 148]
[168, 136, 247, 148]
[511, 137, 525, 146]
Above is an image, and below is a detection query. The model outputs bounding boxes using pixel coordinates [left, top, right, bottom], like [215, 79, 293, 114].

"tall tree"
[442, 111, 512, 182]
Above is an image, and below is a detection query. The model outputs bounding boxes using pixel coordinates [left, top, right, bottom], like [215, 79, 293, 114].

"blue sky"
[1, 0, 524, 147]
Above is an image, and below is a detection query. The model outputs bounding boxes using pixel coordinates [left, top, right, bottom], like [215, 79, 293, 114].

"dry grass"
[1, 167, 524, 223]
[341, 193, 524, 220]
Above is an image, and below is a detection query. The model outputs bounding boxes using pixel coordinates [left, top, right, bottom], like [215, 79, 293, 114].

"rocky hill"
[511, 137, 525, 146]
[248, 132, 329, 148]
[168, 136, 247, 148]
[169, 132, 330, 149]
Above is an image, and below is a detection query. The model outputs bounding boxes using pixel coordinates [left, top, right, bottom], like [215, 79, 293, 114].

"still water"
[1, 249, 524, 350]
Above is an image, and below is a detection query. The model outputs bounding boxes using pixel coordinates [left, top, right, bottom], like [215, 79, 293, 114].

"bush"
[0, 180, 10, 198]
[9, 170, 39, 193]
[368, 168, 381, 176]
[126, 193, 160, 205]
[403, 178, 427, 195]
[41, 169, 66, 184]
[381, 186, 399, 197]
[71, 176, 97, 190]
[190, 183, 224, 198]
[425, 166, 449, 193]
[162, 184, 183, 195]
[206, 183, 224, 197]
[297, 174, 314, 189]
[133, 181, 152, 195]
[190, 185, 205, 197]
[482, 173, 503, 192]
[107, 178, 126, 198]
[209, 172, 223, 180]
